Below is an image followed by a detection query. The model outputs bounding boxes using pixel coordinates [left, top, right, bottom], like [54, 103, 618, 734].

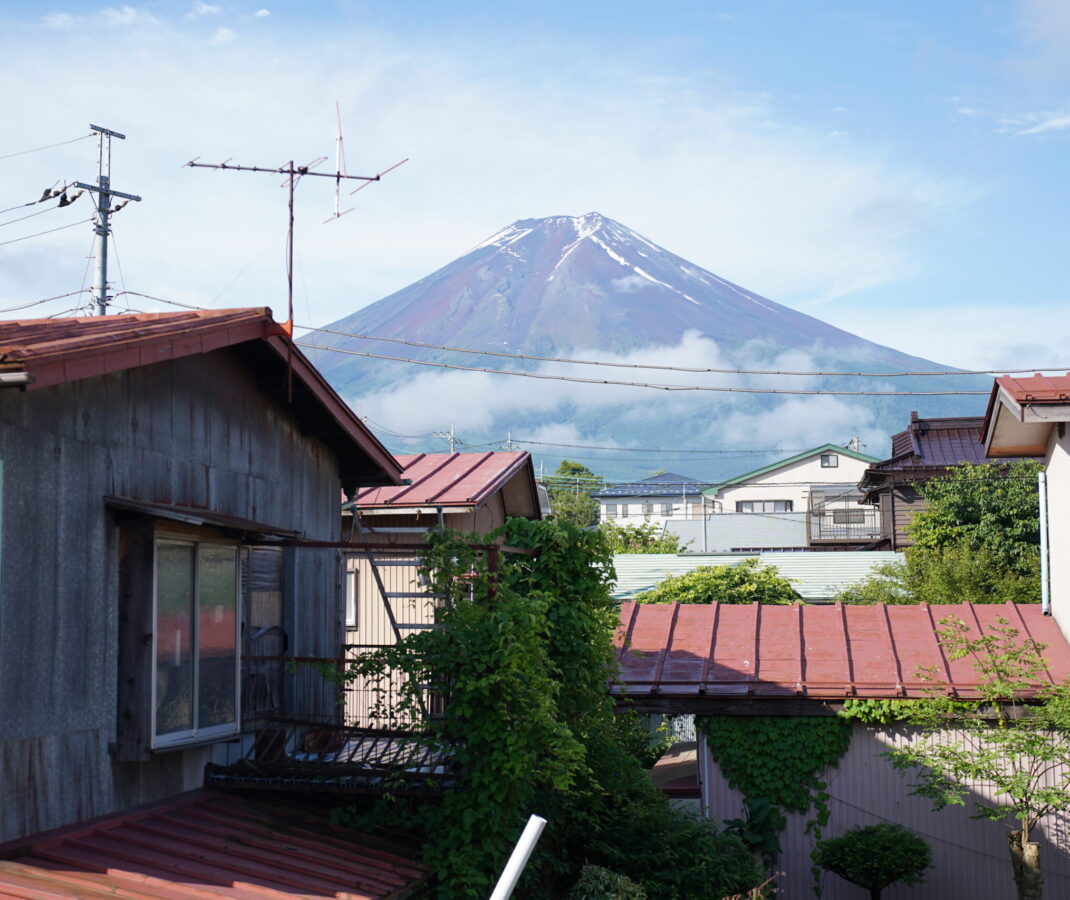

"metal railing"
[808, 507, 882, 542]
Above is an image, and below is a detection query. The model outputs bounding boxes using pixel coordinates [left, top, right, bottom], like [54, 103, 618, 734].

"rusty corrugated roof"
[614, 601, 1070, 700]
[352, 451, 536, 511]
[0, 309, 402, 488]
[0, 791, 429, 899]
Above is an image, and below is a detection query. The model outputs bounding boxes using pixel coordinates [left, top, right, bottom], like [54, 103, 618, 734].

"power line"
[0, 132, 92, 162]
[511, 438, 823, 454]
[295, 341, 992, 396]
[0, 204, 63, 230]
[294, 323, 1067, 379]
[0, 218, 92, 249]
[0, 289, 91, 314]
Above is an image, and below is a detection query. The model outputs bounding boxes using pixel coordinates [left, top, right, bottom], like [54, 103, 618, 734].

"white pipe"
[489, 814, 547, 900]
[1039, 471, 1051, 616]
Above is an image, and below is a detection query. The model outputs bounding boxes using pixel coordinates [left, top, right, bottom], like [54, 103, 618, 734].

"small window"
[821, 454, 839, 468]
[661, 503, 673, 516]
[736, 500, 794, 514]
[154, 539, 240, 748]
[832, 509, 865, 525]
[345, 567, 359, 627]
[642, 502, 654, 516]
[605, 503, 617, 519]
[619, 504, 629, 518]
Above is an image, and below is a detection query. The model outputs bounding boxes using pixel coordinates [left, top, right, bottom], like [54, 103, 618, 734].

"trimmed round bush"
[812, 823, 932, 900]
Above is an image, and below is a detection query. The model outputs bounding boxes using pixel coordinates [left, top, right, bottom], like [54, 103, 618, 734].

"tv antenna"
[185, 118, 407, 333]
[74, 124, 142, 315]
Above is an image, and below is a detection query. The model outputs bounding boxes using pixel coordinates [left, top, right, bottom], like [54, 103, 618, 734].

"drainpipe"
[489, 814, 547, 900]
[1039, 471, 1051, 616]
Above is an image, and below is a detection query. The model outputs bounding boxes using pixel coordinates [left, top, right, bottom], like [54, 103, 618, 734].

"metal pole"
[94, 174, 110, 315]
[488, 814, 546, 900]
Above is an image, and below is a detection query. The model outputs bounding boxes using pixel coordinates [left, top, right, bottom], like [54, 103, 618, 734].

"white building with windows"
[703, 443, 881, 546]
[591, 472, 712, 526]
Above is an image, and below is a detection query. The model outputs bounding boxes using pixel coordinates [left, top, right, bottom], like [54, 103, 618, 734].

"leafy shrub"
[601, 521, 690, 554]
[812, 824, 931, 899]
[635, 559, 797, 605]
[568, 865, 648, 899]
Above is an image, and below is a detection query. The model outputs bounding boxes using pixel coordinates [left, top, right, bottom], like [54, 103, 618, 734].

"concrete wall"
[0, 349, 345, 842]
[1047, 428, 1070, 645]
[699, 723, 1070, 899]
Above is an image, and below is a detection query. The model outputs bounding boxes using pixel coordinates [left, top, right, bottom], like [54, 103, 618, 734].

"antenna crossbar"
[185, 160, 379, 182]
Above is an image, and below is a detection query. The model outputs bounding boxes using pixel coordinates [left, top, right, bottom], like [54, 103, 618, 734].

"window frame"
[151, 537, 241, 750]
[832, 508, 866, 525]
[736, 500, 794, 514]
[820, 454, 839, 468]
[660, 503, 673, 517]
[604, 503, 617, 519]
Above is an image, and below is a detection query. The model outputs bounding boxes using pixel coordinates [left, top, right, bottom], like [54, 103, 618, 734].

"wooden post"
[114, 518, 156, 762]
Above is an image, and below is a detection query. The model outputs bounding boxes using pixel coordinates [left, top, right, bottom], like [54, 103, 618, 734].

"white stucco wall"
[599, 494, 705, 526]
[1047, 428, 1070, 644]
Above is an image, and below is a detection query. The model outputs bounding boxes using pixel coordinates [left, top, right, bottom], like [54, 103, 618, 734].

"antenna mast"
[74, 125, 142, 315]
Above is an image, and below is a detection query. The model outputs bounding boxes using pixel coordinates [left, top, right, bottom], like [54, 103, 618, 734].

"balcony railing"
[807, 506, 882, 543]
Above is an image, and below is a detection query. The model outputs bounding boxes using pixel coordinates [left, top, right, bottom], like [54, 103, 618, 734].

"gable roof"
[351, 450, 540, 516]
[614, 600, 1070, 704]
[592, 472, 712, 500]
[0, 309, 403, 489]
[612, 551, 904, 603]
[857, 409, 1046, 500]
[982, 374, 1070, 457]
[704, 444, 878, 496]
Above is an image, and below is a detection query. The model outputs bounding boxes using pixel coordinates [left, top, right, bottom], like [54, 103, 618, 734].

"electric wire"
[295, 341, 992, 396]
[0, 218, 92, 249]
[213, 229, 287, 303]
[110, 227, 128, 299]
[0, 133, 92, 162]
[0, 204, 63, 229]
[0, 290, 91, 314]
[294, 323, 1068, 379]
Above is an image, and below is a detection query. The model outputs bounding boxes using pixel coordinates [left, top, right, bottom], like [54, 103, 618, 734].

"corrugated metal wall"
[0, 349, 345, 842]
[700, 724, 1070, 899]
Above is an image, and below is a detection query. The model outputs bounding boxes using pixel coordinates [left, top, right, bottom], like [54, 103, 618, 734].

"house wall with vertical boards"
[699, 723, 1070, 899]
[0, 348, 344, 842]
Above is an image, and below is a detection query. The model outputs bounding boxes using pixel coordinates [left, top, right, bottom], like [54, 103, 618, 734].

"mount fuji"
[303, 213, 984, 479]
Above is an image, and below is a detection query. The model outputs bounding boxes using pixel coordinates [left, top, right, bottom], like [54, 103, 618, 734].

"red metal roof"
[0, 791, 429, 899]
[0, 309, 402, 488]
[994, 373, 1070, 404]
[353, 451, 535, 510]
[614, 601, 1070, 701]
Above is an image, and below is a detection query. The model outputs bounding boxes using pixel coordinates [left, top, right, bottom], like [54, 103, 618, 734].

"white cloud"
[210, 26, 234, 44]
[253, 9, 270, 18]
[41, 12, 77, 29]
[1016, 112, 1070, 135]
[100, 6, 157, 27]
[187, 1, 221, 19]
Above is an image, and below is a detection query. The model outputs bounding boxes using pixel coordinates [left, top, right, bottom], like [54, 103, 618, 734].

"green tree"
[343, 518, 765, 898]
[835, 460, 1043, 606]
[909, 460, 1044, 576]
[886, 615, 1070, 900]
[544, 459, 603, 527]
[600, 521, 690, 554]
[812, 824, 932, 900]
[636, 559, 797, 605]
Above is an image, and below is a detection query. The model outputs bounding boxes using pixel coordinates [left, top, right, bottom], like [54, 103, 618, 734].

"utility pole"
[75, 125, 141, 315]
[506, 431, 514, 451]
[433, 422, 459, 453]
[847, 435, 861, 452]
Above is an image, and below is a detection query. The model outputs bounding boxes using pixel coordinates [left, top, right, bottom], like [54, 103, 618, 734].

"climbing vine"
[697, 716, 852, 894]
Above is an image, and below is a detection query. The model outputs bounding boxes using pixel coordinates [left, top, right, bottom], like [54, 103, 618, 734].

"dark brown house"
[0, 309, 415, 861]
[857, 411, 1041, 549]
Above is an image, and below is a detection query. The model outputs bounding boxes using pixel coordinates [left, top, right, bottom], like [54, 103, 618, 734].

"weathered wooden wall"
[0, 348, 345, 842]
[699, 724, 1070, 899]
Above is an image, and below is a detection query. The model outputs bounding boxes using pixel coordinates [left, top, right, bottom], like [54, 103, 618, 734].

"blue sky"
[1, 0, 1068, 369]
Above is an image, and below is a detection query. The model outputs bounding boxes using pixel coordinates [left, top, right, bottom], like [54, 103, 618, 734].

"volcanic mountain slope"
[303, 213, 984, 478]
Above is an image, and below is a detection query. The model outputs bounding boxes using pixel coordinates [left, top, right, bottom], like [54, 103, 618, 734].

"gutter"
[0, 372, 33, 388]
[1039, 471, 1051, 616]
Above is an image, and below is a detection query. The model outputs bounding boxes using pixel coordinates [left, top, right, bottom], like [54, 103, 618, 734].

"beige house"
[983, 373, 1070, 641]
[341, 451, 542, 726]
